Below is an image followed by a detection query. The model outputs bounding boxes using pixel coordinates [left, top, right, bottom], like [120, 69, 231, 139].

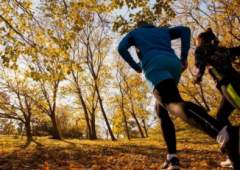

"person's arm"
[118, 33, 140, 72]
[168, 26, 191, 62]
[228, 46, 240, 63]
[194, 47, 207, 82]
[228, 46, 240, 56]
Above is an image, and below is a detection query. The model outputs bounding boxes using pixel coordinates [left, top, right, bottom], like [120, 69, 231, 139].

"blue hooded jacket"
[118, 24, 191, 71]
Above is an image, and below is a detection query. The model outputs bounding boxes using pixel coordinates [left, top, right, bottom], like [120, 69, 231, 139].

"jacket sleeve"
[118, 32, 140, 71]
[195, 47, 207, 82]
[169, 26, 191, 62]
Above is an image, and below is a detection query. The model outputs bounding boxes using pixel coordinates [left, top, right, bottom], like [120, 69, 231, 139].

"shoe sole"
[220, 165, 234, 169]
[233, 127, 240, 170]
[234, 127, 240, 170]
[222, 127, 240, 170]
[238, 127, 240, 170]
[160, 165, 180, 170]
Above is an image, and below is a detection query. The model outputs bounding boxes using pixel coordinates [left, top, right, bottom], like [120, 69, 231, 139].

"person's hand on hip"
[137, 68, 142, 73]
[181, 60, 188, 73]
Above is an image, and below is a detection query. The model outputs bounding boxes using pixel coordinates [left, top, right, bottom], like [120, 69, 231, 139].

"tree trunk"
[132, 113, 145, 138]
[199, 84, 211, 111]
[77, 88, 93, 140]
[50, 114, 61, 139]
[128, 92, 145, 138]
[95, 83, 116, 141]
[106, 130, 109, 139]
[121, 106, 130, 140]
[86, 128, 89, 139]
[91, 114, 97, 139]
[142, 119, 148, 137]
[25, 120, 33, 141]
[119, 86, 130, 140]
[72, 72, 94, 140]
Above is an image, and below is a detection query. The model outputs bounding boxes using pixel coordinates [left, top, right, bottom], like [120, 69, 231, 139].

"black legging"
[216, 68, 240, 126]
[228, 46, 240, 58]
[216, 96, 234, 126]
[154, 103, 177, 154]
[153, 78, 225, 154]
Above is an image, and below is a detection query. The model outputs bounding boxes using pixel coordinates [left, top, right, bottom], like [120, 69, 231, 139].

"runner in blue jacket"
[118, 21, 240, 170]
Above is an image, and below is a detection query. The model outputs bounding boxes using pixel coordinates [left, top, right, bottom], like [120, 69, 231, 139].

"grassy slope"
[0, 130, 228, 170]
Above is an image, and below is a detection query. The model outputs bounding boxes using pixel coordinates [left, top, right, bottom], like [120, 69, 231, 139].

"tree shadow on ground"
[20, 139, 43, 149]
[45, 137, 77, 146]
[61, 139, 77, 146]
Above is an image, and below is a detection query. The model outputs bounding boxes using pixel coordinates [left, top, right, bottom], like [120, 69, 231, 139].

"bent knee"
[167, 103, 184, 117]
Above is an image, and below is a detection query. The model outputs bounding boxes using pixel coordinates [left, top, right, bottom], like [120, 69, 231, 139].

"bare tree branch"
[0, 15, 35, 47]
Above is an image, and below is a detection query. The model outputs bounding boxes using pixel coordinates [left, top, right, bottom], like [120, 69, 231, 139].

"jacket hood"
[139, 24, 156, 28]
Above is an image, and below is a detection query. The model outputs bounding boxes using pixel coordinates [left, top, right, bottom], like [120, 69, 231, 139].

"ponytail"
[198, 28, 220, 45]
[213, 38, 220, 46]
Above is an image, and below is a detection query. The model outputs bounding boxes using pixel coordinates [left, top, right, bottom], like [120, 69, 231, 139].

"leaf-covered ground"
[0, 130, 230, 170]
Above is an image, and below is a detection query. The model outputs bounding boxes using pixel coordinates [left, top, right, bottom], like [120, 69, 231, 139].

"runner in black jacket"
[193, 28, 240, 168]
